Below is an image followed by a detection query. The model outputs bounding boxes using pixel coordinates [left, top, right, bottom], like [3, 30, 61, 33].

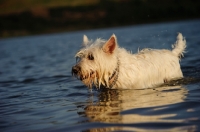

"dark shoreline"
[1, 0, 200, 38]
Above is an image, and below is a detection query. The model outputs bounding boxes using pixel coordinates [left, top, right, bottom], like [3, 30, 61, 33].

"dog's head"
[72, 34, 119, 88]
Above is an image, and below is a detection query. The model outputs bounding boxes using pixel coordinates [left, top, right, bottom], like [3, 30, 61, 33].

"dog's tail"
[172, 33, 186, 59]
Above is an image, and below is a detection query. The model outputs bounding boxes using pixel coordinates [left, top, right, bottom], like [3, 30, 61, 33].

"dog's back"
[116, 33, 186, 89]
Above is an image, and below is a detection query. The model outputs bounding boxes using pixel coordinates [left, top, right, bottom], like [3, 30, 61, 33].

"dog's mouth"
[80, 71, 95, 81]
[73, 70, 95, 81]
[72, 66, 97, 88]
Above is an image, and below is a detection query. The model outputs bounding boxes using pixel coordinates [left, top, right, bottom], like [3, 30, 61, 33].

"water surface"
[0, 19, 200, 132]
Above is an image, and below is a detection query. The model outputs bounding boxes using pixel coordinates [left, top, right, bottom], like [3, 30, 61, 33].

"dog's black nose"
[72, 66, 80, 75]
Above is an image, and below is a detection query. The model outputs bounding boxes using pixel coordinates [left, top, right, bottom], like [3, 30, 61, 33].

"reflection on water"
[85, 86, 187, 122]
[81, 82, 198, 131]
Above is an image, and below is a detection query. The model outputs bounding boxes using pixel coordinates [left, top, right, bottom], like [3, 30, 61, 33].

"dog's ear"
[103, 34, 117, 54]
[83, 35, 89, 46]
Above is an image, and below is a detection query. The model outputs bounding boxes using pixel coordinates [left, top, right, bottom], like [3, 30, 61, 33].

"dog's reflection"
[79, 84, 196, 131]
[85, 85, 187, 122]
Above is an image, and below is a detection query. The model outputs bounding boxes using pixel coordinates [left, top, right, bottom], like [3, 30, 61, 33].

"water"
[0, 19, 200, 132]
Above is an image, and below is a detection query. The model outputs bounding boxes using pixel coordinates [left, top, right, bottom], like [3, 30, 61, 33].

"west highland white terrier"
[72, 33, 186, 89]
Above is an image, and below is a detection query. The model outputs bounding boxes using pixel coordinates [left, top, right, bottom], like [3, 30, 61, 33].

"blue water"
[0, 19, 200, 132]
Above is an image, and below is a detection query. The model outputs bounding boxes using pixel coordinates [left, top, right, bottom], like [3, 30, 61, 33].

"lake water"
[0, 19, 200, 132]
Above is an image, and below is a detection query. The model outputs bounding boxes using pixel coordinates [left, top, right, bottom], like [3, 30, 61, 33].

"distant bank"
[0, 0, 200, 38]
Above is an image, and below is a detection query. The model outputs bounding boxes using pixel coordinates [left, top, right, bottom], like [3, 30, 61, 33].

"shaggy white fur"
[72, 33, 186, 89]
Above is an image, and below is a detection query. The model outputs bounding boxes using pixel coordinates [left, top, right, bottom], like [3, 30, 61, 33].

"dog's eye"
[76, 57, 81, 63]
[88, 54, 94, 60]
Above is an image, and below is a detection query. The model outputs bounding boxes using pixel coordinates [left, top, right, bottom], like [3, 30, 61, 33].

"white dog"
[72, 33, 186, 89]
